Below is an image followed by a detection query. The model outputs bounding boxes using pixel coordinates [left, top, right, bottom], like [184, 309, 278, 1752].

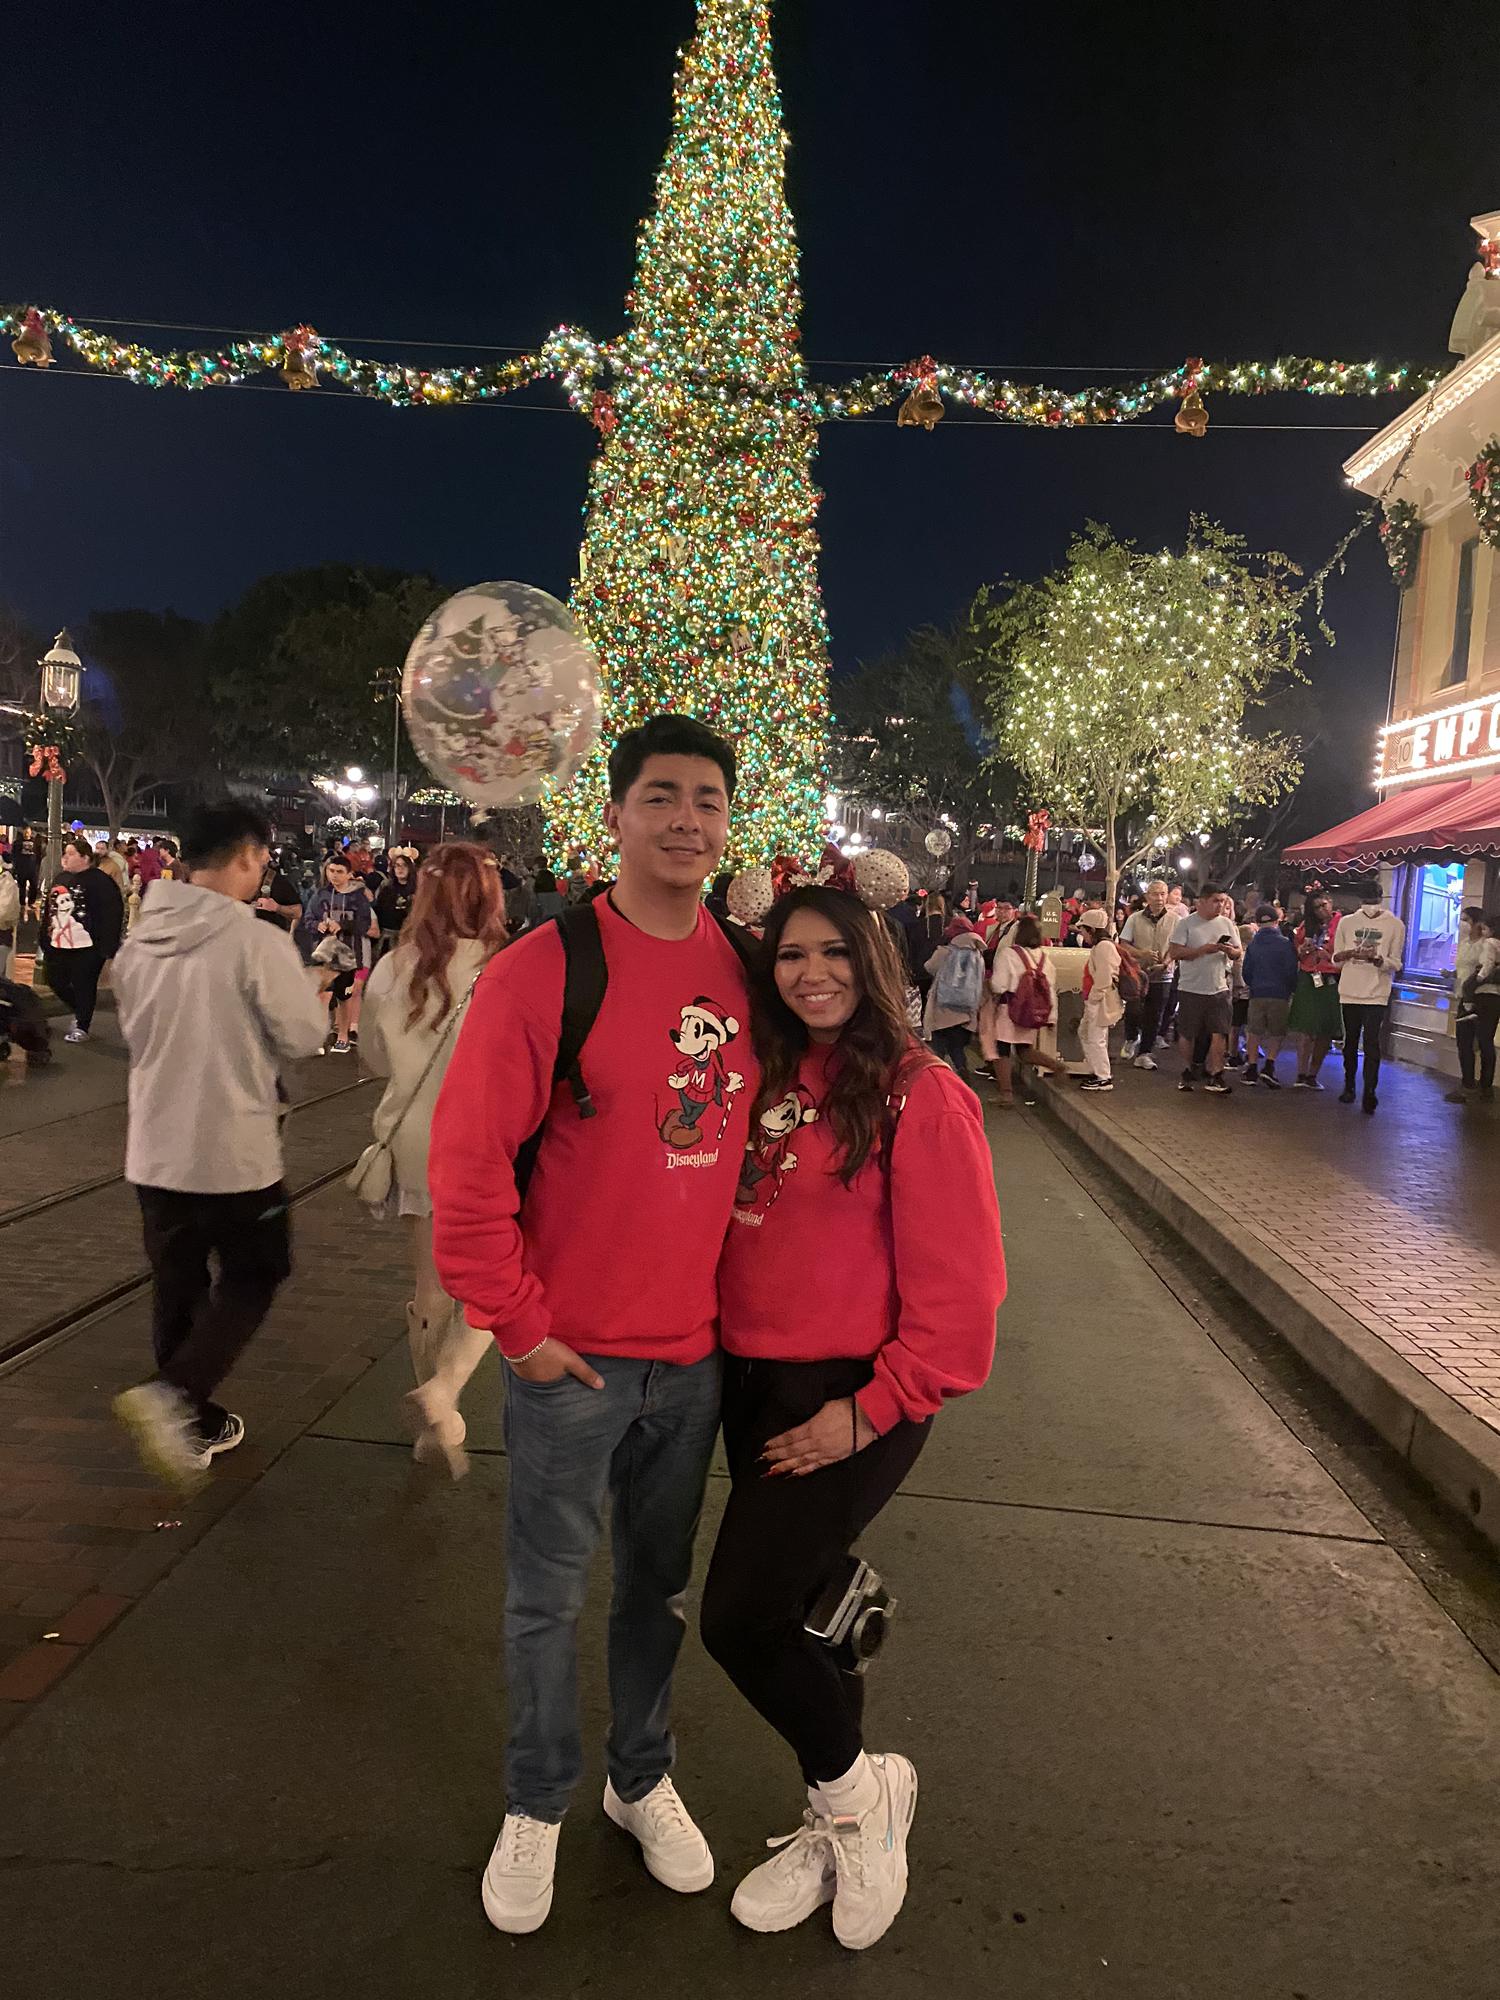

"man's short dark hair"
[608, 714, 736, 803]
[1199, 882, 1223, 899]
[181, 800, 275, 870]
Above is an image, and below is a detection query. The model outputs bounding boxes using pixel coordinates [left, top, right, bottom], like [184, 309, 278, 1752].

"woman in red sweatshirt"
[703, 884, 1004, 1952]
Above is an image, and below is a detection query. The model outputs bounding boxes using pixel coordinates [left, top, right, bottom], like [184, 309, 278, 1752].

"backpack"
[1006, 949, 1054, 1031]
[934, 942, 984, 1015]
[514, 900, 761, 1195]
[1114, 938, 1147, 1004]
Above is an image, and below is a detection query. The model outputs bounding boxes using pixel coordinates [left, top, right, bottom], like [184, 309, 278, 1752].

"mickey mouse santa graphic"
[733, 1083, 818, 1223]
[661, 997, 743, 1157]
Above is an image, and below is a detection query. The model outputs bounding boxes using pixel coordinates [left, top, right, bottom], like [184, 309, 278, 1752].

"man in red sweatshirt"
[430, 714, 755, 1935]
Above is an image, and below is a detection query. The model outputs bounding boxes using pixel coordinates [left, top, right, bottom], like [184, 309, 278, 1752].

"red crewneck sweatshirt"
[718, 1044, 1005, 1434]
[430, 896, 756, 1362]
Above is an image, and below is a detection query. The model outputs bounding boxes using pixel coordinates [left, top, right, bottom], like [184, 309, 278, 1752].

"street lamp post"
[38, 631, 82, 896]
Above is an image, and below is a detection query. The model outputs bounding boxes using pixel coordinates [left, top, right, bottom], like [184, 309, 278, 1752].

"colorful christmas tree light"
[550, 0, 831, 865]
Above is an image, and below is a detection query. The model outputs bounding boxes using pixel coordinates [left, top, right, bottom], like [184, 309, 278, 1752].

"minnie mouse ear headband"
[726, 843, 911, 926]
[388, 845, 419, 864]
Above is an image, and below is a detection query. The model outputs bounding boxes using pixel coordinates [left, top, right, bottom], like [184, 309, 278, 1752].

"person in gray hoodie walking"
[111, 802, 333, 1491]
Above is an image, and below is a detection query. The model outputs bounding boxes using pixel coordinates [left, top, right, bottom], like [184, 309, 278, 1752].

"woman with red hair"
[361, 842, 509, 1473]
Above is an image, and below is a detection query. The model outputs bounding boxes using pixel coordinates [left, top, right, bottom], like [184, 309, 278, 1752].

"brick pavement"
[1052, 1052, 1500, 1434]
[0, 1058, 412, 1730]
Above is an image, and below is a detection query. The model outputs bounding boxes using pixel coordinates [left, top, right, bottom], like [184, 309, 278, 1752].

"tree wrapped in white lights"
[984, 522, 1304, 911]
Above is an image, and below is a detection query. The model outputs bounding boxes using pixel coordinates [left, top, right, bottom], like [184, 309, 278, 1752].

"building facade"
[1287, 213, 1500, 1075]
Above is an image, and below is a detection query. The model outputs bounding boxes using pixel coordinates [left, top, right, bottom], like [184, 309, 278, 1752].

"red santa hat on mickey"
[679, 996, 740, 1043]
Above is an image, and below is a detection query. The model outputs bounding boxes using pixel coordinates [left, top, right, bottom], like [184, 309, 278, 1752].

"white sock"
[806, 1784, 831, 1817]
[816, 1752, 879, 1820]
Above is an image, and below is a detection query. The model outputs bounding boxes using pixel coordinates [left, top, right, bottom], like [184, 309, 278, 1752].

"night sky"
[6, 0, 1500, 831]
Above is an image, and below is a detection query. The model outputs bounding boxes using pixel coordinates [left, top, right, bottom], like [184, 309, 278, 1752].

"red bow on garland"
[28, 743, 64, 783]
[1023, 809, 1050, 852]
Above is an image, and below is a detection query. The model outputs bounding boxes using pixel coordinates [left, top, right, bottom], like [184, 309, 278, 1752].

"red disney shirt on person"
[430, 895, 756, 1363]
[718, 1043, 1005, 1434]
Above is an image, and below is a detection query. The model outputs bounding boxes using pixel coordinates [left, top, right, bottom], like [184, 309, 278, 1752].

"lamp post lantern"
[38, 630, 82, 895]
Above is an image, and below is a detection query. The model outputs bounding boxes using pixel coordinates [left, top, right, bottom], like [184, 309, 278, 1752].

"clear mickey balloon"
[402, 581, 602, 808]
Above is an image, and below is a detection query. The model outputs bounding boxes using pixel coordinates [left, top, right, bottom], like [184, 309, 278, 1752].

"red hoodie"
[429, 896, 755, 1362]
[718, 1044, 1005, 1434]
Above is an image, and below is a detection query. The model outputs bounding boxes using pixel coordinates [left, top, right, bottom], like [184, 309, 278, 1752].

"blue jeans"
[501, 1350, 723, 1822]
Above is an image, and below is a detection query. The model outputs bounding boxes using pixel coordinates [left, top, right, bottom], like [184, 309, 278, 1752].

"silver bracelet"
[506, 1338, 549, 1367]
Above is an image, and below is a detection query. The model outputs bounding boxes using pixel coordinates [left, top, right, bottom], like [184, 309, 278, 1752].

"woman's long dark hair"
[751, 886, 918, 1185]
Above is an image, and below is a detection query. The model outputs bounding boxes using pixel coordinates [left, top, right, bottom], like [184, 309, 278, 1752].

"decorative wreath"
[1467, 438, 1500, 549]
[1378, 499, 1423, 588]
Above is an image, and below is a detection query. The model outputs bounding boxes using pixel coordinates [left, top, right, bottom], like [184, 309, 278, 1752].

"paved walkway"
[0, 1025, 394, 1711]
[1061, 1052, 1500, 1436]
[2, 1111, 1499, 1996]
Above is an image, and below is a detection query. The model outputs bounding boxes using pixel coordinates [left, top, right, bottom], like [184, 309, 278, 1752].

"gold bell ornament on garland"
[11, 308, 53, 368]
[1174, 358, 1209, 437]
[898, 355, 944, 430]
[281, 325, 321, 391]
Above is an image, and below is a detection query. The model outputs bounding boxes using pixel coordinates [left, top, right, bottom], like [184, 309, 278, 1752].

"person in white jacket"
[1333, 881, 1406, 1115]
[111, 802, 333, 1490]
[360, 842, 509, 1473]
[1076, 908, 1122, 1092]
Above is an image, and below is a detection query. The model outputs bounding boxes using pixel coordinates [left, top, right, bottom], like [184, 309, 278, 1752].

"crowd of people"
[895, 873, 1499, 1116]
[103, 717, 1006, 1956]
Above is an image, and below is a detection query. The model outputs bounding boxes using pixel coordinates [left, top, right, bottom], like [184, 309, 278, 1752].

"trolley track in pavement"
[0, 1074, 379, 1375]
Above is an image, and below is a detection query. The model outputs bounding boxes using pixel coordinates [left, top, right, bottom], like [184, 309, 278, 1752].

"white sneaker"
[1133, 1054, 1158, 1071]
[480, 1813, 561, 1934]
[1120, 1040, 1139, 1059]
[827, 1752, 918, 1951]
[731, 1810, 836, 1933]
[112, 1382, 209, 1493]
[603, 1776, 714, 1892]
[64, 1026, 89, 1044]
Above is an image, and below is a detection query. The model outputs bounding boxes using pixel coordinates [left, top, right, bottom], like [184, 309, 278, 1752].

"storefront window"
[1404, 861, 1466, 978]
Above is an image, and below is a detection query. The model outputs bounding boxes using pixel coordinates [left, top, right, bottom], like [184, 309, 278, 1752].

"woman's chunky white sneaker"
[827, 1752, 918, 1951]
[480, 1813, 560, 1934]
[730, 1810, 836, 1932]
[603, 1776, 714, 1892]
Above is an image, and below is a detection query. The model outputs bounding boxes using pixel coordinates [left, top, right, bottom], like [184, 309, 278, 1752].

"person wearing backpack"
[0, 852, 19, 981]
[921, 915, 986, 1097]
[1076, 908, 1122, 1092]
[428, 715, 757, 1936]
[988, 913, 1066, 1105]
[705, 884, 1004, 1950]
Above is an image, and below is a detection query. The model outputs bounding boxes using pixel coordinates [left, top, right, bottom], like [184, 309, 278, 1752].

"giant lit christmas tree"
[551, 0, 831, 865]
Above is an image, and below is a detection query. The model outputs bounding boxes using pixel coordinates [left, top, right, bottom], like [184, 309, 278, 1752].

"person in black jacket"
[373, 848, 419, 957]
[41, 836, 125, 1042]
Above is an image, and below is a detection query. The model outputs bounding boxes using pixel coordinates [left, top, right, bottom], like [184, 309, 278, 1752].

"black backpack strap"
[710, 908, 763, 980]
[555, 902, 608, 1119]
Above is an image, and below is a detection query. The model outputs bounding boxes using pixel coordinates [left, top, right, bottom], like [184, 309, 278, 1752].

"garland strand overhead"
[3, 305, 1444, 429]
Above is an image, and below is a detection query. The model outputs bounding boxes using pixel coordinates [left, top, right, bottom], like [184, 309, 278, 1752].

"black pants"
[1156, 971, 1180, 1046]
[1341, 1002, 1388, 1100]
[1457, 994, 1500, 1089]
[47, 946, 106, 1030]
[1124, 980, 1169, 1051]
[930, 1023, 980, 1096]
[700, 1356, 929, 1786]
[138, 1184, 293, 1434]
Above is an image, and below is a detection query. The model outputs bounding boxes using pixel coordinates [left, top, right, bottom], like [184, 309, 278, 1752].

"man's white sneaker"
[730, 1810, 836, 1933]
[1120, 1040, 1139, 1060]
[603, 1776, 714, 1892]
[480, 1813, 560, 1934]
[112, 1382, 209, 1493]
[827, 1752, 918, 1951]
[63, 1026, 89, 1044]
[1133, 1054, 1158, 1071]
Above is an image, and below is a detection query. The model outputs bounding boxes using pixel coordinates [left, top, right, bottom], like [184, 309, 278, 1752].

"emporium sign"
[1377, 692, 1500, 787]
